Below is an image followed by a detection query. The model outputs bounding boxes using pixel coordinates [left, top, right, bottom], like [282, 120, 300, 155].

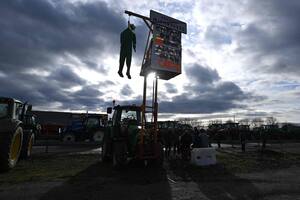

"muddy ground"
[0, 143, 300, 200]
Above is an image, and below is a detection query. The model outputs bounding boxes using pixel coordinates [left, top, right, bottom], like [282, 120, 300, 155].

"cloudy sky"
[1, 0, 299, 123]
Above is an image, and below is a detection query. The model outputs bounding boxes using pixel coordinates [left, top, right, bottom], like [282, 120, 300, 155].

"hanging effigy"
[118, 19, 136, 79]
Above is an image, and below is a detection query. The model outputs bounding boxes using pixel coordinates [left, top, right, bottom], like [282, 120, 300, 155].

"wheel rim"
[10, 131, 22, 161]
[64, 135, 74, 142]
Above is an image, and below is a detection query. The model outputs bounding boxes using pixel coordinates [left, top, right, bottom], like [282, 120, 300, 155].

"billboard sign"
[151, 24, 182, 75]
[141, 10, 187, 80]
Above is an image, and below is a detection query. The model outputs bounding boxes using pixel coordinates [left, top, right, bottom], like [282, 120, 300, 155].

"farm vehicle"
[61, 115, 106, 143]
[101, 105, 163, 167]
[0, 97, 37, 171]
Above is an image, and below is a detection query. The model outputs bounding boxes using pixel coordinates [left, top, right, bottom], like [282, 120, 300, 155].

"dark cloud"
[236, 0, 300, 76]
[0, 72, 69, 106]
[164, 83, 178, 94]
[82, 61, 108, 74]
[159, 82, 249, 114]
[91, 63, 259, 115]
[48, 66, 86, 88]
[159, 96, 245, 114]
[98, 80, 116, 88]
[72, 86, 103, 98]
[0, 0, 126, 73]
[67, 86, 105, 110]
[158, 64, 254, 114]
[158, 92, 171, 100]
[121, 84, 134, 96]
[0, 0, 269, 116]
[0, 0, 142, 111]
[115, 64, 258, 114]
[185, 64, 220, 84]
[0, 71, 108, 111]
[0, 0, 151, 112]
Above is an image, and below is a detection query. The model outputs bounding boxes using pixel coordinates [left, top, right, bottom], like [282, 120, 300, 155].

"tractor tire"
[112, 141, 127, 168]
[0, 127, 23, 172]
[20, 131, 34, 159]
[150, 143, 164, 167]
[156, 143, 164, 167]
[101, 140, 110, 162]
[92, 131, 104, 143]
[62, 133, 75, 143]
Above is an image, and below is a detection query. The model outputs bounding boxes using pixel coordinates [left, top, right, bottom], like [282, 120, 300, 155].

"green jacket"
[120, 28, 136, 53]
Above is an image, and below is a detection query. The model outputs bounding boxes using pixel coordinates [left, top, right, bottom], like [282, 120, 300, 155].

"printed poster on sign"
[151, 24, 182, 73]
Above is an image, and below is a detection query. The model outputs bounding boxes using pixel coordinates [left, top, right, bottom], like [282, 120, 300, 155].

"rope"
[128, 15, 131, 27]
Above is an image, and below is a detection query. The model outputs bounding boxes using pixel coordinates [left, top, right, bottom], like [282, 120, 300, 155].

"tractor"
[61, 115, 106, 143]
[101, 105, 163, 167]
[0, 97, 35, 171]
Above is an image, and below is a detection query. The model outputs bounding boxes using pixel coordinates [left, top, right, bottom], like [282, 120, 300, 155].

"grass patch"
[217, 149, 300, 173]
[168, 149, 300, 181]
[0, 153, 100, 185]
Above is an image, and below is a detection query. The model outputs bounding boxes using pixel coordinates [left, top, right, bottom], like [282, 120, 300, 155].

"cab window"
[15, 103, 23, 120]
[86, 118, 99, 128]
[0, 103, 8, 118]
[121, 110, 137, 122]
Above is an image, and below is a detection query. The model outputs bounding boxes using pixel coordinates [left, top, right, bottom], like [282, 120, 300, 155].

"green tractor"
[101, 105, 163, 167]
[0, 97, 35, 171]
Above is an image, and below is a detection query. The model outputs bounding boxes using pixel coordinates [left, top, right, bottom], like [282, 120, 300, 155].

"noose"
[128, 15, 131, 29]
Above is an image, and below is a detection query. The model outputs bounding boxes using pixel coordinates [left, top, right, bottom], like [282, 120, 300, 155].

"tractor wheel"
[0, 127, 23, 171]
[151, 143, 164, 167]
[92, 131, 104, 143]
[63, 133, 75, 143]
[101, 140, 110, 162]
[20, 131, 35, 159]
[112, 142, 127, 168]
[156, 143, 164, 167]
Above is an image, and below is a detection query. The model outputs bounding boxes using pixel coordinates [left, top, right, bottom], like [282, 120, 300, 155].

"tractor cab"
[107, 105, 141, 147]
[0, 97, 30, 121]
[108, 105, 141, 129]
[103, 105, 142, 166]
[103, 104, 163, 167]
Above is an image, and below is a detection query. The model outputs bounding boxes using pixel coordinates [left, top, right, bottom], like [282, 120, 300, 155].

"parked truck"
[0, 97, 35, 171]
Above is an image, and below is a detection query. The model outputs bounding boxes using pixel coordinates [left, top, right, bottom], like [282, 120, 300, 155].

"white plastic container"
[191, 147, 217, 166]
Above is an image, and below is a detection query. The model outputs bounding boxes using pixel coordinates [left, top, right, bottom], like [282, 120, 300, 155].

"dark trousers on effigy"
[119, 47, 132, 73]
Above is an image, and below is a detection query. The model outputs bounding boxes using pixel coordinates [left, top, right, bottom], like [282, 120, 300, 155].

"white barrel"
[191, 147, 216, 166]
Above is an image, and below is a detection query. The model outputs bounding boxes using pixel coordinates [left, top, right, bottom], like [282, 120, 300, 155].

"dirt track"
[0, 144, 300, 200]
